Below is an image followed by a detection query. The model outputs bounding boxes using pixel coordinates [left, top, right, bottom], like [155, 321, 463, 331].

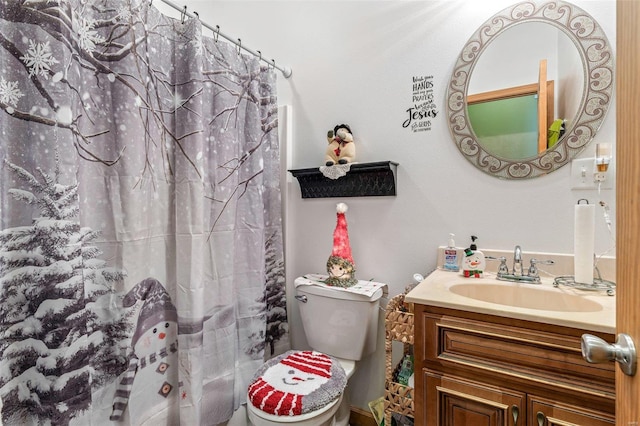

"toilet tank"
[294, 281, 383, 361]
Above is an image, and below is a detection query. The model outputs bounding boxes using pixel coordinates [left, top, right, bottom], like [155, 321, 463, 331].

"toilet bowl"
[247, 275, 385, 426]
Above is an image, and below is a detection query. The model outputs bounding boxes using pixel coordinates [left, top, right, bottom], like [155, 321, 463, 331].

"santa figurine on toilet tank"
[325, 203, 358, 287]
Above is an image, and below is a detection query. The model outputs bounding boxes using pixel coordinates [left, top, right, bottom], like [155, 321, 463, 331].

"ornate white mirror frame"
[446, 0, 614, 179]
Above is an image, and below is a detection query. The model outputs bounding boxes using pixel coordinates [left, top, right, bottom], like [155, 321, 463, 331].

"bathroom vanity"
[405, 269, 616, 426]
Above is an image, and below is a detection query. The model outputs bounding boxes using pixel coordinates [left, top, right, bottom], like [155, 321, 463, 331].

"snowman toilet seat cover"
[247, 350, 347, 416]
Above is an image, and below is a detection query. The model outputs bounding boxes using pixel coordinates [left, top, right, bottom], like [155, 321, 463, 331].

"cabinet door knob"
[510, 405, 519, 425]
[581, 333, 637, 376]
[536, 411, 545, 426]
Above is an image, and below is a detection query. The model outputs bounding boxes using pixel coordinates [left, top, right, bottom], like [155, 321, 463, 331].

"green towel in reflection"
[548, 119, 564, 148]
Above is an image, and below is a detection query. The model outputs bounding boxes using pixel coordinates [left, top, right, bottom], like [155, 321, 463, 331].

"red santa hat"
[331, 203, 354, 265]
[280, 351, 333, 379]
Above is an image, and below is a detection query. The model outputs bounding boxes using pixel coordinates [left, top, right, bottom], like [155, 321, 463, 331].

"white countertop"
[405, 269, 615, 334]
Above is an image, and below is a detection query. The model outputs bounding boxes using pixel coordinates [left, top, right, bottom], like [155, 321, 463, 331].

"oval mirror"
[446, 1, 613, 179]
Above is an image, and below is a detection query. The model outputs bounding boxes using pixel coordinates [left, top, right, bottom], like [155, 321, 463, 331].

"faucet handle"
[487, 256, 509, 274]
[528, 259, 555, 278]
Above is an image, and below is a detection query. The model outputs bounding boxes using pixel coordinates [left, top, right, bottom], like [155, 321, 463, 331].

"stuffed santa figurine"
[326, 203, 357, 287]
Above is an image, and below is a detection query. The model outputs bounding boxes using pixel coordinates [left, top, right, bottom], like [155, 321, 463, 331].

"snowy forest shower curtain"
[0, 0, 289, 424]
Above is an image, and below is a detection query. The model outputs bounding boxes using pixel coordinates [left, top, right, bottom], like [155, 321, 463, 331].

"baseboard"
[349, 406, 378, 426]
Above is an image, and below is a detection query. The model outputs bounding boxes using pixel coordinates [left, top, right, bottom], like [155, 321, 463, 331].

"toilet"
[247, 275, 385, 426]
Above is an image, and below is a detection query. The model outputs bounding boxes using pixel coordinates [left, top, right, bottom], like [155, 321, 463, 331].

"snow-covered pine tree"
[0, 160, 131, 425]
[247, 232, 287, 358]
[264, 236, 287, 356]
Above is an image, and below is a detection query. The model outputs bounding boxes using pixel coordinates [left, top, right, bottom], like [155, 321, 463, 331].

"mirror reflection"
[446, 1, 613, 179]
[468, 67, 553, 160]
[467, 22, 583, 160]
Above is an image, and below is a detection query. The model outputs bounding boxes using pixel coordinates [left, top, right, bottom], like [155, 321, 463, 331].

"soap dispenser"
[443, 233, 460, 272]
[462, 235, 486, 278]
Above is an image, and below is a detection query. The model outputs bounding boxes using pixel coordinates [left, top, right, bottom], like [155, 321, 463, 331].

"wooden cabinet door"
[529, 395, 614, 426]
[424, 371, 524, 426]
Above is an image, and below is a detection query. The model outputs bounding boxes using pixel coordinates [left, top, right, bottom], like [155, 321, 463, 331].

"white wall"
[158, 0, 616, 415]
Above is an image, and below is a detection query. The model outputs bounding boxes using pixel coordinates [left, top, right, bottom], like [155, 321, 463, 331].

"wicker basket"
[385, 293, 414, 344]
[384, 293, 414, 425]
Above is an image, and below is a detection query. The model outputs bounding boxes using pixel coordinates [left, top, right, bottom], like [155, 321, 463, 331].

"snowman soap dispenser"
[462, 235, 486, 278]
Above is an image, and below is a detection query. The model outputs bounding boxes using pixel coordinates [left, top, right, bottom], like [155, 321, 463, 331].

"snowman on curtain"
[110, 278, 183, 425]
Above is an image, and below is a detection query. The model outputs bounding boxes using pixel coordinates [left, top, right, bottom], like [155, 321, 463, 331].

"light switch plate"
[571, 158, 596, 189]
[570, 158, 613, 190]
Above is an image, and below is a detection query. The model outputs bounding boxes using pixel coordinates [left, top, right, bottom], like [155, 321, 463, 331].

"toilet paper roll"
[574, 202, 595, 284]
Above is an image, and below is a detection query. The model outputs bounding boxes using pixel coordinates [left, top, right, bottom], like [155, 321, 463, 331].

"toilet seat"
[247, 350, 348, 425]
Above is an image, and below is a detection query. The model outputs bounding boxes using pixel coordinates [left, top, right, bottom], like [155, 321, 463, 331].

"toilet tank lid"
[295, 274, 387, 302]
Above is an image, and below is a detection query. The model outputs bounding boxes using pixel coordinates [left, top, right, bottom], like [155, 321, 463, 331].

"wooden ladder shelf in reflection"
[538, 58, 549, 153]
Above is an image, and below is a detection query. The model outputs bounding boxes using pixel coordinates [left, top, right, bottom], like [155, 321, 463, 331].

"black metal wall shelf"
[289, 161, 398, 198]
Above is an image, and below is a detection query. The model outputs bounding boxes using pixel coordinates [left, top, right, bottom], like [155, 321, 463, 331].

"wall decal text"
[403, 75, 437, 133]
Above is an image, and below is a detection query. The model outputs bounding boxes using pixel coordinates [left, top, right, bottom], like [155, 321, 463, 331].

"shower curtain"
[0, 1, 289, 424]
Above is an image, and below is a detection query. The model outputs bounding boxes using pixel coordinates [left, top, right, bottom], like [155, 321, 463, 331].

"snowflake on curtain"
[190, 34, 204, 57]
[76, 17, 105, 53]
[0, 78, 24, 107]
[116, 4, 135, 22]
[19, 40, 59, 79]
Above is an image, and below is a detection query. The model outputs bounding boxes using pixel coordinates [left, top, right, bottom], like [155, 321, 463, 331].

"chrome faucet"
[488, 245, 555, 284]
[513, 245, 523, 276]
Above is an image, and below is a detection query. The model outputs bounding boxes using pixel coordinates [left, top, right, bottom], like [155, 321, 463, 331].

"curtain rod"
[155, 0, 292, 78]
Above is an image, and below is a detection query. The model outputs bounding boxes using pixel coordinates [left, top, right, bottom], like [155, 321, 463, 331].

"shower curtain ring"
[193, 11, 199, 20]
[181, 5, 187, 24]
[236, 39, 242, 55]
[214, 25, 220, 42]
[257, 50, 262, 61]
[270, 59, 276, 70]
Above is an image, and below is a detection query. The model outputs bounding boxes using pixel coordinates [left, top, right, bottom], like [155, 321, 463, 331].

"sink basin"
[449, 283, 604, 312]
[405, 269, 615, 333]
